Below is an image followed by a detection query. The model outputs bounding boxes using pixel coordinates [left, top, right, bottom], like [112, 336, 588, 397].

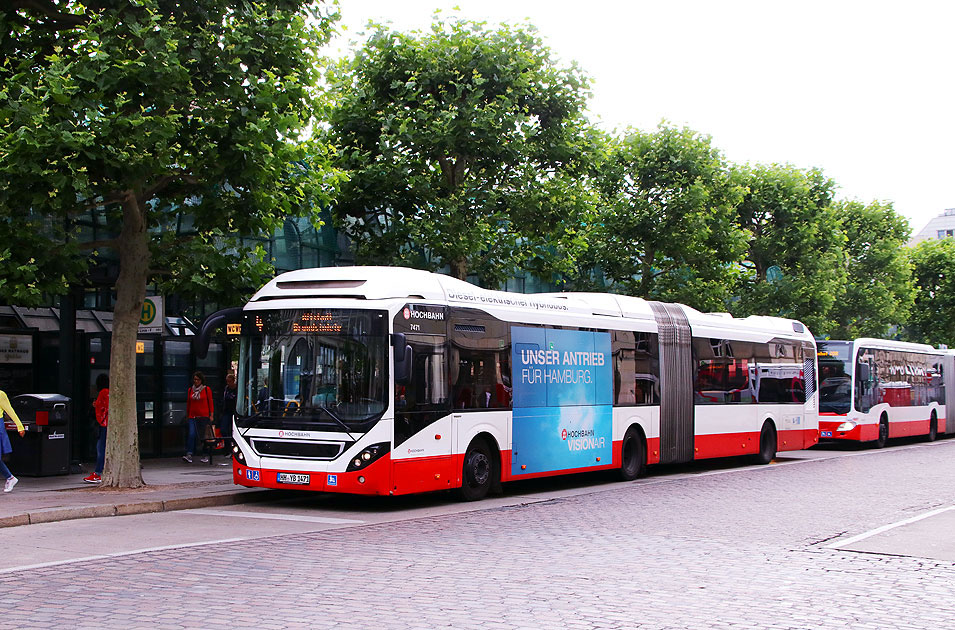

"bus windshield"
[236, 309, 389, 431]
[817, 341, 853, 414]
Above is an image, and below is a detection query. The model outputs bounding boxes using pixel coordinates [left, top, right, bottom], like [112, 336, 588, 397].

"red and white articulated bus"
[817, 338, 954, 447]
[199, 267, 819, 500]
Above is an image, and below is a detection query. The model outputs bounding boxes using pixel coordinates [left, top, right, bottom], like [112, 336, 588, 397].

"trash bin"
[4, 394, 71, 476]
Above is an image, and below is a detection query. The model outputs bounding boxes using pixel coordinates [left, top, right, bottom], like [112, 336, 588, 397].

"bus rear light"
[836, 421, 857, 432]
[346, 442, 390, 472]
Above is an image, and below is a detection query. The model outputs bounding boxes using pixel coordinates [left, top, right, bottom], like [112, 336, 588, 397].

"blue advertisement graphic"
[511, 326, 613, 475]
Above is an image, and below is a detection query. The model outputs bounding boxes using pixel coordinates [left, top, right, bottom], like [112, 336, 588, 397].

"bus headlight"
[836, 421, 857, 432]
[232, 442, 246, 464]
[346, 442, 390, 472]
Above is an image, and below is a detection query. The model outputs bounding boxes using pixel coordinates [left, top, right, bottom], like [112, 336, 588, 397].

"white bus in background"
[817, 338, 953, 447]
[198, 267, 819, 501]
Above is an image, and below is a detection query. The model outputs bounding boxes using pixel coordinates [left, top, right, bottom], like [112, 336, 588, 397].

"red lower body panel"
[818, 416, 944, 442]
[232, 424, 821, 497]
[692, 428, 816, 460]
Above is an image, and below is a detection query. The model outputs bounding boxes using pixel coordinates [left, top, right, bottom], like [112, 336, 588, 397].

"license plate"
[821, 431, 832, 437]
[277, 472, 310, 485]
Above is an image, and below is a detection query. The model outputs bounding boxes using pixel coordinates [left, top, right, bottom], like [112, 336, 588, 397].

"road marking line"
[825, 505, 955, 549]
[0, 537, 249, 575]
[186, 508, 365, 524]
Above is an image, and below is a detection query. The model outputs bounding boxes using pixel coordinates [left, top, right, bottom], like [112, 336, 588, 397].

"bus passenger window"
[449, 310, 512, 410]
[614, 331, 660, 406]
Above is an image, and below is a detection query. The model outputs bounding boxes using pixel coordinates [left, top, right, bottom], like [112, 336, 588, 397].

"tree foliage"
[584, 125, 747, 311]
[326, 15, 596, 286]
[732, 164, 845, 333]
[905, 238, 955, 346]
[0, 0, 340, 486]
[827, 200, 914, 339]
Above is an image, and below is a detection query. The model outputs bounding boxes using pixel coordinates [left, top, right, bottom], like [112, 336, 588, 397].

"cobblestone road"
[3, 440, 955, 629]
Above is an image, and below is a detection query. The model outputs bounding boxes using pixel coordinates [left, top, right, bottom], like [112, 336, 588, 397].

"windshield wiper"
[237, 398, 359, 440]
[235, 397, 293, 428]
[315, 404, 357, 441]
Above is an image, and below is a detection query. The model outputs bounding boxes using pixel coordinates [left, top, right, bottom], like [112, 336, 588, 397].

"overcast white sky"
[331, 0, 954, 233]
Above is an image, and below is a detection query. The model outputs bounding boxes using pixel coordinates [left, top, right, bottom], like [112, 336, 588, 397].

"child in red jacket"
[84, 373, 109, 483]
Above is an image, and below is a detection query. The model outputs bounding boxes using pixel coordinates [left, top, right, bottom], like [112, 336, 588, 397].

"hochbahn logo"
[278, 430, 311, 438]
[561, 427, 605, 452]
[403, 307, 444, 321]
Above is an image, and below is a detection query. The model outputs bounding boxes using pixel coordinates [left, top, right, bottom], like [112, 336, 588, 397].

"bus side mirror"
[392, 333, 413, 385]
[195, 306, 245, 359]
[857, 363, 870, 382]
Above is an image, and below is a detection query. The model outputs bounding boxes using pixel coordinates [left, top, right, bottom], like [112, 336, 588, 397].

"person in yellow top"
[0, 390, 25, 493]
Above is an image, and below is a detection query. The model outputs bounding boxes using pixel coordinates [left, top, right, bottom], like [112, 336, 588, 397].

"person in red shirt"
[184, 371, 214, 463]
[84, 373, 108, 483]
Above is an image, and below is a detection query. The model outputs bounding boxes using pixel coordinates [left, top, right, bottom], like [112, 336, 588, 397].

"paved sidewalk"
[0, 456, 269, 528]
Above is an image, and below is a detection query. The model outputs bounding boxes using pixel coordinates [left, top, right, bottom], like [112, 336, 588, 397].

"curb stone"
[2, 489, 273, 528]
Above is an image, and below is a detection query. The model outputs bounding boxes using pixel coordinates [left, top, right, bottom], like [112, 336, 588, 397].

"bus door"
[392, 304, 452, 493]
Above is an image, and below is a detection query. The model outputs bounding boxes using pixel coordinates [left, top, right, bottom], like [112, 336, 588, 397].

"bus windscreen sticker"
[511, 326, 613, 475]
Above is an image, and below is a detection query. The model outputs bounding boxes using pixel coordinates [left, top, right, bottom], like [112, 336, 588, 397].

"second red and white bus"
[199, 266, 819, 500]
[817, 338, 954, 447]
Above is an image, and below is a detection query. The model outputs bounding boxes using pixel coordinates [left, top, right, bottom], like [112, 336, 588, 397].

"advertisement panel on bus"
[511, 326, 613, 475]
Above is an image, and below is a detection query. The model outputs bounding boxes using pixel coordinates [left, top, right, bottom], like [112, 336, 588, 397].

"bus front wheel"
[753, 421, 777, 465]
[928, 412, 938, 442]
[459, 438, 493, 501]
[875, 416, 889, 449]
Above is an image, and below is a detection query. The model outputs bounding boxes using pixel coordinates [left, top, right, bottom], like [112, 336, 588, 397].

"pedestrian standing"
[220, 372, 237, 439]
[184, 371, 214, 463]
[0, 389, 25, 493]
[84, 373, 108, 483]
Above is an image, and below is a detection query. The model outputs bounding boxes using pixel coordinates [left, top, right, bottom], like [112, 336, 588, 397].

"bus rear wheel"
[619, 426, 646, 481]
[458, 438, 493, 501]
[753, 421, 777, 465]
[928, 412, 938, 442]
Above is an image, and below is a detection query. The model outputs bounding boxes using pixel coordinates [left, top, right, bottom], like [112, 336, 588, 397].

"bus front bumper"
[233, 455, 393, 495]
[819, 417, 871, 441]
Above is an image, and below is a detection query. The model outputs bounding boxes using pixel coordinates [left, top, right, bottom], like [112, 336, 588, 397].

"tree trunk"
[450, 257, 468, 281]
[102, 193, 149, 488]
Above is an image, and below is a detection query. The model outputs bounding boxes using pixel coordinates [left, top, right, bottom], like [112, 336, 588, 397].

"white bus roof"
[823, 338, 941, 354]
[249, 266, 813, 341]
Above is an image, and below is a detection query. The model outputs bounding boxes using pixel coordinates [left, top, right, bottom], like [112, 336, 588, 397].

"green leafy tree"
[326, 15, 596, 287]
[828, 200, 914, 339]
[584, 124, 748, 311]
[733, 164, 846, 334]
[0, 1, 340, 487]
[905, 238, 955, 346]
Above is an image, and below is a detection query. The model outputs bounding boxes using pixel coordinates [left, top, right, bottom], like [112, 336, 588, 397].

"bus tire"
[753, 421, 777, 465]
[619, 426, 646, 481]
[458, 438, 493, 501]
[875, 415, 889, 449]
[928, 412, 938, 442]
